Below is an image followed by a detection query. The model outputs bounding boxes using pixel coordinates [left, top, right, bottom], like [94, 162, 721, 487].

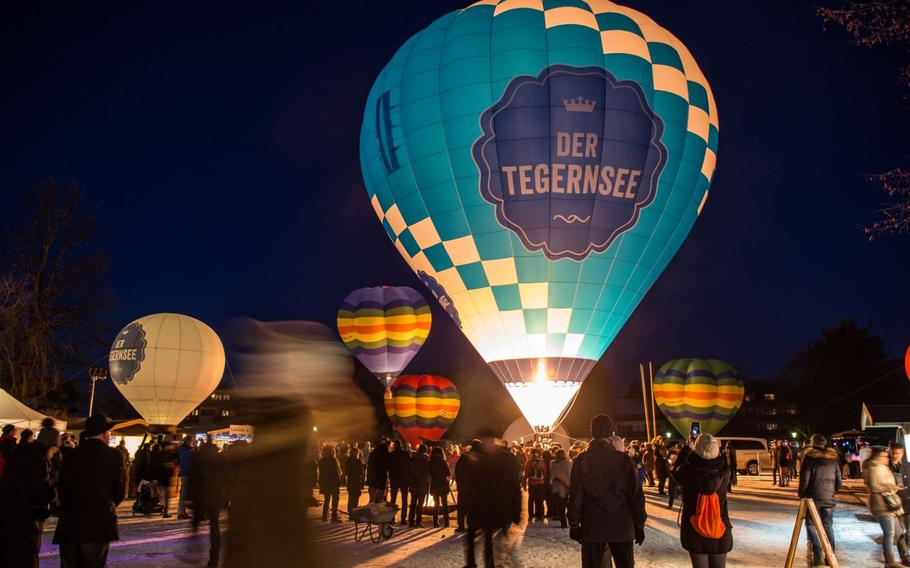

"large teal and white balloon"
[360, 0, 718, 430]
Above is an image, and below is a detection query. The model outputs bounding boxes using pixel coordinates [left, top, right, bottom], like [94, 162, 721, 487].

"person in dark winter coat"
[317, 446, 342, 523]
[0, 439, 56, 567]
[568, 414, 646, 568]
[524, 449, 548, 521]
[407, 445, 431, 527]
[890, 444, 910, 562]
[389, 441, 411, 524]
[777, 442, 791, 487]
[190, 438, 226, 568]
[53, 414, 127, 568]
[429, 446, 451, 527]
[799, 434, 842, 566]
[345, 447, 366, 515]
[454, 440, 479, 532]
[366, 439, 391, 503]
[176, 436, 195, 519]
[672, 434, 732, 568]
[463, 429, 521, 568]
[0, 424, 19, 476]
[655, 442, 670, 496]
[149, 442, 175, 518]
[723, 443, 737, 492]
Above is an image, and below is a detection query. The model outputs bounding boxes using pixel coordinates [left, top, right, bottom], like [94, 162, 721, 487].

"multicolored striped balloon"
[385, 374, 461, 448]
[337, 286, 431, 389]
[653, 358, 743, 437]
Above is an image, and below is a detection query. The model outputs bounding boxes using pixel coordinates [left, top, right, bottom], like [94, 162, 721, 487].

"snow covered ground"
[38, 474, 887, 567]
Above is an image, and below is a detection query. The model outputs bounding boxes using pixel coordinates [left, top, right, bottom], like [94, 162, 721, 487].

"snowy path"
[37, 474, 886, 567]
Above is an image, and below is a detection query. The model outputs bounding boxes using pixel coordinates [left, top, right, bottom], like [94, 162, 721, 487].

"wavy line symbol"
[553, 214, 591, 224]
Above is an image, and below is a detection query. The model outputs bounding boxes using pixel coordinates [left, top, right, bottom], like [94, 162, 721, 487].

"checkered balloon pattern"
[360, 0, 718, 422]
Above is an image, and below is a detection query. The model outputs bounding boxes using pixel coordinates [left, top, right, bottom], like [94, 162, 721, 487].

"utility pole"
[88, 367, 108, 416]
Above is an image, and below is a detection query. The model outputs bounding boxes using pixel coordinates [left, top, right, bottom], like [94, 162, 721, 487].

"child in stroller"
[133, 479, 163, 516]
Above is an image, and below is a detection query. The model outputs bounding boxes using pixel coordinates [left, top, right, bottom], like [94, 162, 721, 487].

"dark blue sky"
[3, 2, 908, 425]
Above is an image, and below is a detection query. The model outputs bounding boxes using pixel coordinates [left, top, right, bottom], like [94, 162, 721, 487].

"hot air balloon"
[109, 313, 225, 431]
[360, 1, 718, 431]
[384, 374, 460, 447]
[337, 286, 432, 390]
[905, 345, 909, 382]
[652, 358, 743, 437]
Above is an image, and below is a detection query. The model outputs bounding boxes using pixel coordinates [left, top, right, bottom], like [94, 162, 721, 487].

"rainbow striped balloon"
[385, 374, 460, 448]
[337, 286, 431, 389]
[653, 358, 744, 437]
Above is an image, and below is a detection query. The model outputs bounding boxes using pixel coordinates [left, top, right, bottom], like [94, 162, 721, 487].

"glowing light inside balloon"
[504, 360, 580, 431]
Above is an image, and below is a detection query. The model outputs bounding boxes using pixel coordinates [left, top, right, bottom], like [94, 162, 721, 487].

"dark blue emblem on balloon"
[108, 321, 147, 385]
[417, 270, 461, 328]
[472, 65, 668, 261]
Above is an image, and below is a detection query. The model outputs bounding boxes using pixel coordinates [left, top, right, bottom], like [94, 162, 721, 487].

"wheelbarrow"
[350, 502, 399, 543]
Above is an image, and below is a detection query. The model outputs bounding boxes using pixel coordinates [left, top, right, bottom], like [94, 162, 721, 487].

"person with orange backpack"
[672, 433, 733, 568]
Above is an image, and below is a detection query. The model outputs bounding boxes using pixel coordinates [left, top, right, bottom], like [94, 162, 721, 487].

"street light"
[88, 367, 108, 416]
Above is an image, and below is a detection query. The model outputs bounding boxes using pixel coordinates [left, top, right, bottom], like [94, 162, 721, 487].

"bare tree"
[816, 1, 910, 237]
[0, 180, 113, 403]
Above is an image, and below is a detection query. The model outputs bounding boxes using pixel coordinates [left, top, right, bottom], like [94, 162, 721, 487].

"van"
[716, 437, 772, 475]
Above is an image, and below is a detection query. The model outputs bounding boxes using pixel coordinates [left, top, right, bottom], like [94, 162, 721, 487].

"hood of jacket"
[804, 447, 839, 461]
[687, 452, 727, 494]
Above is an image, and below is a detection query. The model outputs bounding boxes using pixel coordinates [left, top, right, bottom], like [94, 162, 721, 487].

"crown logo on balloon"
[563, 96, 596, 112]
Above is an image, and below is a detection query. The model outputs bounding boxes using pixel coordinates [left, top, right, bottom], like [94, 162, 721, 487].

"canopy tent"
[0, 388, 67, 431]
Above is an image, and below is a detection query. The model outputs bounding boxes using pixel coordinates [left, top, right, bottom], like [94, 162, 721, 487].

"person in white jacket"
[549, 449, 572, 528]
[864, 448, 909, 567]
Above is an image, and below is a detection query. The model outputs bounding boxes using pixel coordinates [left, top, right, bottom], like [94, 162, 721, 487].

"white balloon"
[109, 313, 225, 427]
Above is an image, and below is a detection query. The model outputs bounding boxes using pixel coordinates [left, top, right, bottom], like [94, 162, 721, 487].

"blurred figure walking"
[865, 447, 909, 567]
[190, 436, 226, 567]
[463, 429, 521, 568]
[549, 449, 572, 528]
[176, 436, 195, 520]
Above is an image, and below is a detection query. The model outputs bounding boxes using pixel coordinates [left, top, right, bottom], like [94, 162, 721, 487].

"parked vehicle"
[716, 437, 771, 475]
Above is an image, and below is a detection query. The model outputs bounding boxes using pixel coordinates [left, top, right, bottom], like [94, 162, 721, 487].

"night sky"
[3, 2, 908, 432]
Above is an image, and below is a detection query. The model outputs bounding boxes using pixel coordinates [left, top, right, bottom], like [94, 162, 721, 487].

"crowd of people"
[3, 411, 910, 568]
[309, 420, 910, 568]
[0, 415, 232, 568]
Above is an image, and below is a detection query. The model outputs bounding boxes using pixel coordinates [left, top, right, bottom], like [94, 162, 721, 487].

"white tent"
[0, 388, 67, 431]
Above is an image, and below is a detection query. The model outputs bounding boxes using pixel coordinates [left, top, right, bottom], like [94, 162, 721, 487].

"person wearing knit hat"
[36, 417, 60, 449]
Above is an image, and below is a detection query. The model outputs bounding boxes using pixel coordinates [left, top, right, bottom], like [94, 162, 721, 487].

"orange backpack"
[690, 492, 726, 539]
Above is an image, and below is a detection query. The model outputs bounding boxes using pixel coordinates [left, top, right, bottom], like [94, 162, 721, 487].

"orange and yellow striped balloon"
[653, 358, 744, 437]
[337, 286, 431, 389]
[384, 374, 460, 448]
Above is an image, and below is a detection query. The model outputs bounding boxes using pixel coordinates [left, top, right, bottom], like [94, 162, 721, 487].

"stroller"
[132, 479, 163, 516]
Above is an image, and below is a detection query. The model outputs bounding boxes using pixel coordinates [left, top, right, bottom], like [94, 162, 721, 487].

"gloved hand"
[635, 526, 645, 546]
[569, 524, 582, 543]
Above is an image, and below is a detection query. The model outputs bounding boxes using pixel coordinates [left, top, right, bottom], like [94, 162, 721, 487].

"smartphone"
[689, 422, 701, 441]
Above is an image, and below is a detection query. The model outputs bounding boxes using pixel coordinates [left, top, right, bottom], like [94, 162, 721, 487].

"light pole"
[88, 367, 108, 416]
